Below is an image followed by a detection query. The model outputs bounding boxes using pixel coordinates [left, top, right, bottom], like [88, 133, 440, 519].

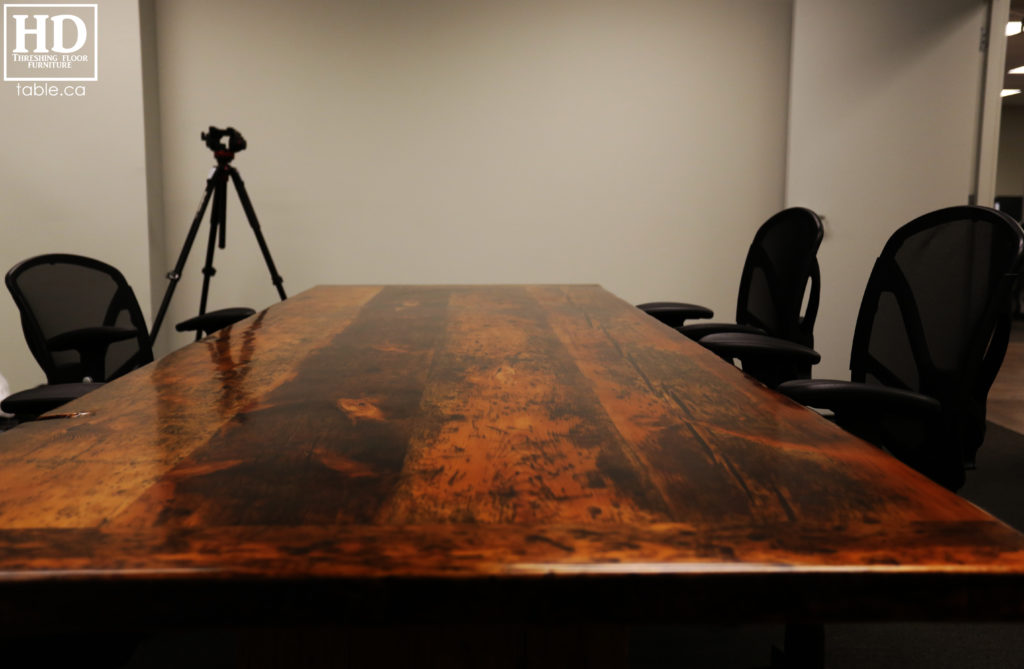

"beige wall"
[0, 0, 1001, 395]
[0, 0, 151, 391]
[149, 0, 794, 354]
[786, 0, 989, 378]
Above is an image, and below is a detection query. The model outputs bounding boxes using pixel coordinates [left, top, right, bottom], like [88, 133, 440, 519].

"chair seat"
[1, 382, 101, 418]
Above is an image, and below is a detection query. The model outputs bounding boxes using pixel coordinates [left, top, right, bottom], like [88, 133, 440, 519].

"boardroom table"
[2, 285, 1024, 663]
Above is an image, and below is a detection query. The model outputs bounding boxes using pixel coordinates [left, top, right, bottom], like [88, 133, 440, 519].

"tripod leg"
[195, 174, 228, 340]
[150, 173, 219, 344]
[228, 167, 287, 300]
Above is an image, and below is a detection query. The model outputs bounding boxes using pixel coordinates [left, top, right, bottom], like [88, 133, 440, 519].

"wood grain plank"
[379, 286, 671, 525]
[0, 286, 382, 528]
[0, 285, 1023, 628]
[2, 521, 1024, 578]
[532, 285, 980, 527]
[113, 286, 449, 528]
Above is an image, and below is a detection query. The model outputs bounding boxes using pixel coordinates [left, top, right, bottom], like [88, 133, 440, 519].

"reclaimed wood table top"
[3, 284, 1024, 629]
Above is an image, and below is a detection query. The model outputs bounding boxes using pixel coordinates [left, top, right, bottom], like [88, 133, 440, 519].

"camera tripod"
[151, 127, 286, 343]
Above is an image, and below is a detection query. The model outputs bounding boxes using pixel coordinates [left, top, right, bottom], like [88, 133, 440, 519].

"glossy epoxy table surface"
[3, 284, 1024, 629]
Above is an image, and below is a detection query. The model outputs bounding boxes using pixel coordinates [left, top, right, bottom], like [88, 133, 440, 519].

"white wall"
[0, 0, 151, 392]
[0, 0, 996, 394]
[150, 0, 794, 354]
[786, 0, 989, 378]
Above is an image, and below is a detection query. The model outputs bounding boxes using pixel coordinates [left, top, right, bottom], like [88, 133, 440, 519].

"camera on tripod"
[201, 126, 247, 155]
[150, 126, 286, 344]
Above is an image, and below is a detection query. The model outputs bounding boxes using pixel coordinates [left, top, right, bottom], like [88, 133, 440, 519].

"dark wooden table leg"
[771, 623, 825, 669]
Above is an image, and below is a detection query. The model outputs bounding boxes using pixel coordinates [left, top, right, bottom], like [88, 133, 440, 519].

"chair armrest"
[699, 332, 821, 366]
[636, 301, 713, 328]
[778, 380, 946, 486]
[46, 326, 140, 382]
[698, 332, 821, 387]
[776, 379, 941, 419]
[47, 326, 138, 352]
[176, 307, 256, 336]
[676, 322, 765, 341]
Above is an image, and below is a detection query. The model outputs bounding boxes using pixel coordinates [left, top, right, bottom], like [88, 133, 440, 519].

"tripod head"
[202, 126, 246, 166]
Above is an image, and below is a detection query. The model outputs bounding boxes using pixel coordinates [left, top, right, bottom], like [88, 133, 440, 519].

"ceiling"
[1004, 0, 1024, 105]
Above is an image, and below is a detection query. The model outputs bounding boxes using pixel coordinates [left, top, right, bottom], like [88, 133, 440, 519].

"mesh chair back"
[849, 205, 1024, 484]
[735, 207, 824, 347]
[6, 254, 153, 383]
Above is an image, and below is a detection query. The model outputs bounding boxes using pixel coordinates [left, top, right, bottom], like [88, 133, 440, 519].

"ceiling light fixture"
[1002, 89, 1022, 97]
[1008, 20, 1022, 36]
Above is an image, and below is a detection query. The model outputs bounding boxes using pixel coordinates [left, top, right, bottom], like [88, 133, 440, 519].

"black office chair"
[6, 254, 154, 385]
[638, 207, 825, 382]
[703, 205, 1024, 490]
[638, 207, 824, 336]
[2, 253, 253, 419]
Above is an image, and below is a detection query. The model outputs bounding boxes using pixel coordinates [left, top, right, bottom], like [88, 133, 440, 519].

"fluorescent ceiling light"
[1002, 89, 1022, 97]
[1008, 20, 1022, 36]
[1010, 65, 1024, 75]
